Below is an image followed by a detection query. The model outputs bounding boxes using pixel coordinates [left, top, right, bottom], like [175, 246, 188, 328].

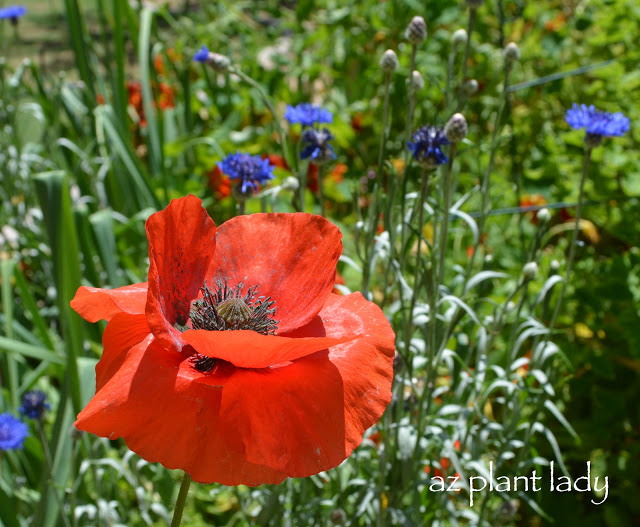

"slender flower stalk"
[545, 149, 590, 338]
[170, 473, 192, 527]
[317, 164, 327, 216]
[456, 7, 477, 112]
[229, 67, 291, 168]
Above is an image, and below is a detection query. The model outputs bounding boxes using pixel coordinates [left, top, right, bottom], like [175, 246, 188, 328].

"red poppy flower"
[71, 195, 395, 486]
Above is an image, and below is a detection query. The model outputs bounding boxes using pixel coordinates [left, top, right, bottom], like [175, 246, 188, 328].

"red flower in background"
[71, 196, 395, 485]
[262, 153, 290, 170]
[206, 166, 232, 200]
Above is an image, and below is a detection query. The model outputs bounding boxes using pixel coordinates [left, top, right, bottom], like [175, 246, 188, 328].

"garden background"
[0, 0, 638, 526]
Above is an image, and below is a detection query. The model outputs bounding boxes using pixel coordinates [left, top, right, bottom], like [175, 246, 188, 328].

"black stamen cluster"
[188, 280, 279, 372]
[190, 279, 279, 334]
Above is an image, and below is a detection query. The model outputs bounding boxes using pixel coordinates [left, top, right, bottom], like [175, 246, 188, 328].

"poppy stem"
[170, 472, 192, 527]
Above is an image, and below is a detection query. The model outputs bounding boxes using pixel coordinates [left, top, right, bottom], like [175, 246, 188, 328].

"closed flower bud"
[550, 259, 561, 273]
[444, 113, 468, 143]
[463, 78, 479, 95]
[537, 207, 551, 223]
[522, 261, 538, 281]
[503, 42, 520, 63]
[380, 49, 398, 74]
[410, 70, 424, 91]
[584, 133, 604, 149]
[405, 16, 427, 45]
[466, 0, 484, 8]
[209, 52, 231, 72]
[281, 176, 299, 191]
[330, 508, 347, 525]
[451, 28, 468, 47]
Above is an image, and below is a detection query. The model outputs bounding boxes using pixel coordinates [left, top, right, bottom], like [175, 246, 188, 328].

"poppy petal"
[218, 293, 395, 476]
[315, 293, 395, 450]
[145, 195, 217, 353]
[182, 329, 355, 369]
[219, 351, 348, 476]
[97, 313, 151, 391]
[70, 283, 148, 322]
[208, 213, 342, 333]
[75, 340, 287, 486]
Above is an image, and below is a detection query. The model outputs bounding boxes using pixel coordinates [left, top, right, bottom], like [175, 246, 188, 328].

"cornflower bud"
[405, 16, 427, 45]
[444, 113, 468, 143]
[537, 207, 551, 223]
[522, 261, 539, 281]
[503, 42, 520, 63]
[410, 70, 424, 91]
[451, 28, 468, 47]
[281, 176, 299, 191]
[380, 49, 398, 74]
[464, 78, 479, 95]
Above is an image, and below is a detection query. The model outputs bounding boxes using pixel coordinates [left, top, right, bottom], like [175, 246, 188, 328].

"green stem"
[36, 422, 73, 527]
[317, 164, 327, 216]
[230, 67, 291, 169]
[545, 148, 591, 335]
[437, 144, 457, 284]
[456, 8, 476, 112]
[377, 72, 392, 190]
[170, 473, 192, 527]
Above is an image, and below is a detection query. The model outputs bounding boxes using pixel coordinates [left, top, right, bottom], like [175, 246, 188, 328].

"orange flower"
[70, 196, 395, 485]
[206, 166, 232, 200]
[331, 163, 347, 183]
[519, 193, 547, 224]
[126, 81, 146, 126]
[157, 83, 175, 110]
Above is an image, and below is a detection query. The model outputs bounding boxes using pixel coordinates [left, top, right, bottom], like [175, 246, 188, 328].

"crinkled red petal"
[218, 292, 396, 476]
[182, 329, 355, 368]
[145, 195, 217, 353]
[74, 339, 286, 486]
[70, 283, 148, 322]
[207, 213, 342, 333]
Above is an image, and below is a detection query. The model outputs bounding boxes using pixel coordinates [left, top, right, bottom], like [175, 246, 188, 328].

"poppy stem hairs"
[71, 195, 395, 488]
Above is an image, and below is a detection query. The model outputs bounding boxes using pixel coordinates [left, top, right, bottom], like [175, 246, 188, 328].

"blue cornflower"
[0, 413, 28, 451]
[565, 104, 630, 145]
[19, 390, 50, 420]
[0, 5, 26, 20]
[218, 152, 275, 196]
[193, 45, 210, 63]
[300, 128, 336, 164]
[407, 125, 450, 168]
[285, 103, 333, 128]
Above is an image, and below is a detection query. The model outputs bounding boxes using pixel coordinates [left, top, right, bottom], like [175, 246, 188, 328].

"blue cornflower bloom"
[407, 125, 450, 168]
[218, 152, 275, 196]
[0, 5, 26, 20]
[300, 128, 336, 164]
[285, 103, 333, 127]
[0, 413, 28, 451]
[565, 104, 630, 138]
[193, 45, 210, 63]
[19, 390, 50, 420]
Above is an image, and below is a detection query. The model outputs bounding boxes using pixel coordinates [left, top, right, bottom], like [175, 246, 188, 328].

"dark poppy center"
[188, 279, 279, 372]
